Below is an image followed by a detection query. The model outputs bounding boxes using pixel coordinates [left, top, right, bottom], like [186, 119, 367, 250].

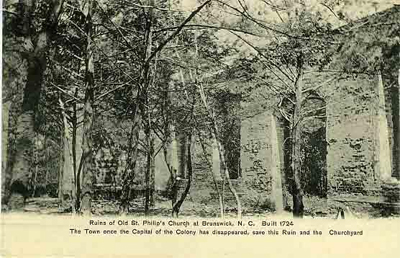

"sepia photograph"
[1, 0, 400, 257]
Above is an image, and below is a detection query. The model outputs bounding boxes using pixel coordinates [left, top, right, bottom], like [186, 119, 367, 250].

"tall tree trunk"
[212, 138, 223, 181]
[144, 2, 155, 213]
[392, 62, 400, 179]
[7, 0, 65, 210]
[8, 54, 46, 209]
[78, 0, 96, 215]
[212, 137, 225, 216]
[397, 63, 400, 179]
[31, 135, 40, 197]
[59, 98, 74, 208]
[292, 58, 304, 218]
[45, 139, 50, 186]
[120, 107, 142, 213]
[170, 126, 179, 178]
[72, 88, 82, 209]
[163, 124, 180, 214]
[2, 102, 11, 203]
[172, 133, 193, 217]
[282, 117, 292, 210]
[150, 142, 156, 207]
[144, 127, 155, 215]
[58, 137, 64, 201]
[120, 0, 154, 214]
[160, 53, 178, 211]
[377, 72, 392, 180]
[196, 131, 225, 218]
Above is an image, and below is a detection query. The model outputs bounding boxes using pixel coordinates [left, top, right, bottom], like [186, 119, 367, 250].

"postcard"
[1, 1, 400, 257]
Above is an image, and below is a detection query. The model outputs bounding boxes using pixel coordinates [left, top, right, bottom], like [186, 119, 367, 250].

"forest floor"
[2, 194, 399, 219]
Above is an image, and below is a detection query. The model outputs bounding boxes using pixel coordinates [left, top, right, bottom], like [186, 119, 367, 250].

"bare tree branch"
[145, 0, 213, 65]
[154, 24, 264, 37]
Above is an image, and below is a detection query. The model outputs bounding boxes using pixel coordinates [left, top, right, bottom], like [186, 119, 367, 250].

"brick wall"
[324, 75, 381, 196]
[152, 73, 394, 210]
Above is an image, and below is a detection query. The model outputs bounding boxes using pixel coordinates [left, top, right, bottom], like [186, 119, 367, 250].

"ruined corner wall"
[323, 74, 382, 197]
[239, 88, 286, 210]
[237, 72, 386, 204]
[152, 73, 390, 209]
[240, 111, 273, 208]
[184, 136, 245, 209]
[153, 134, 245, 209]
